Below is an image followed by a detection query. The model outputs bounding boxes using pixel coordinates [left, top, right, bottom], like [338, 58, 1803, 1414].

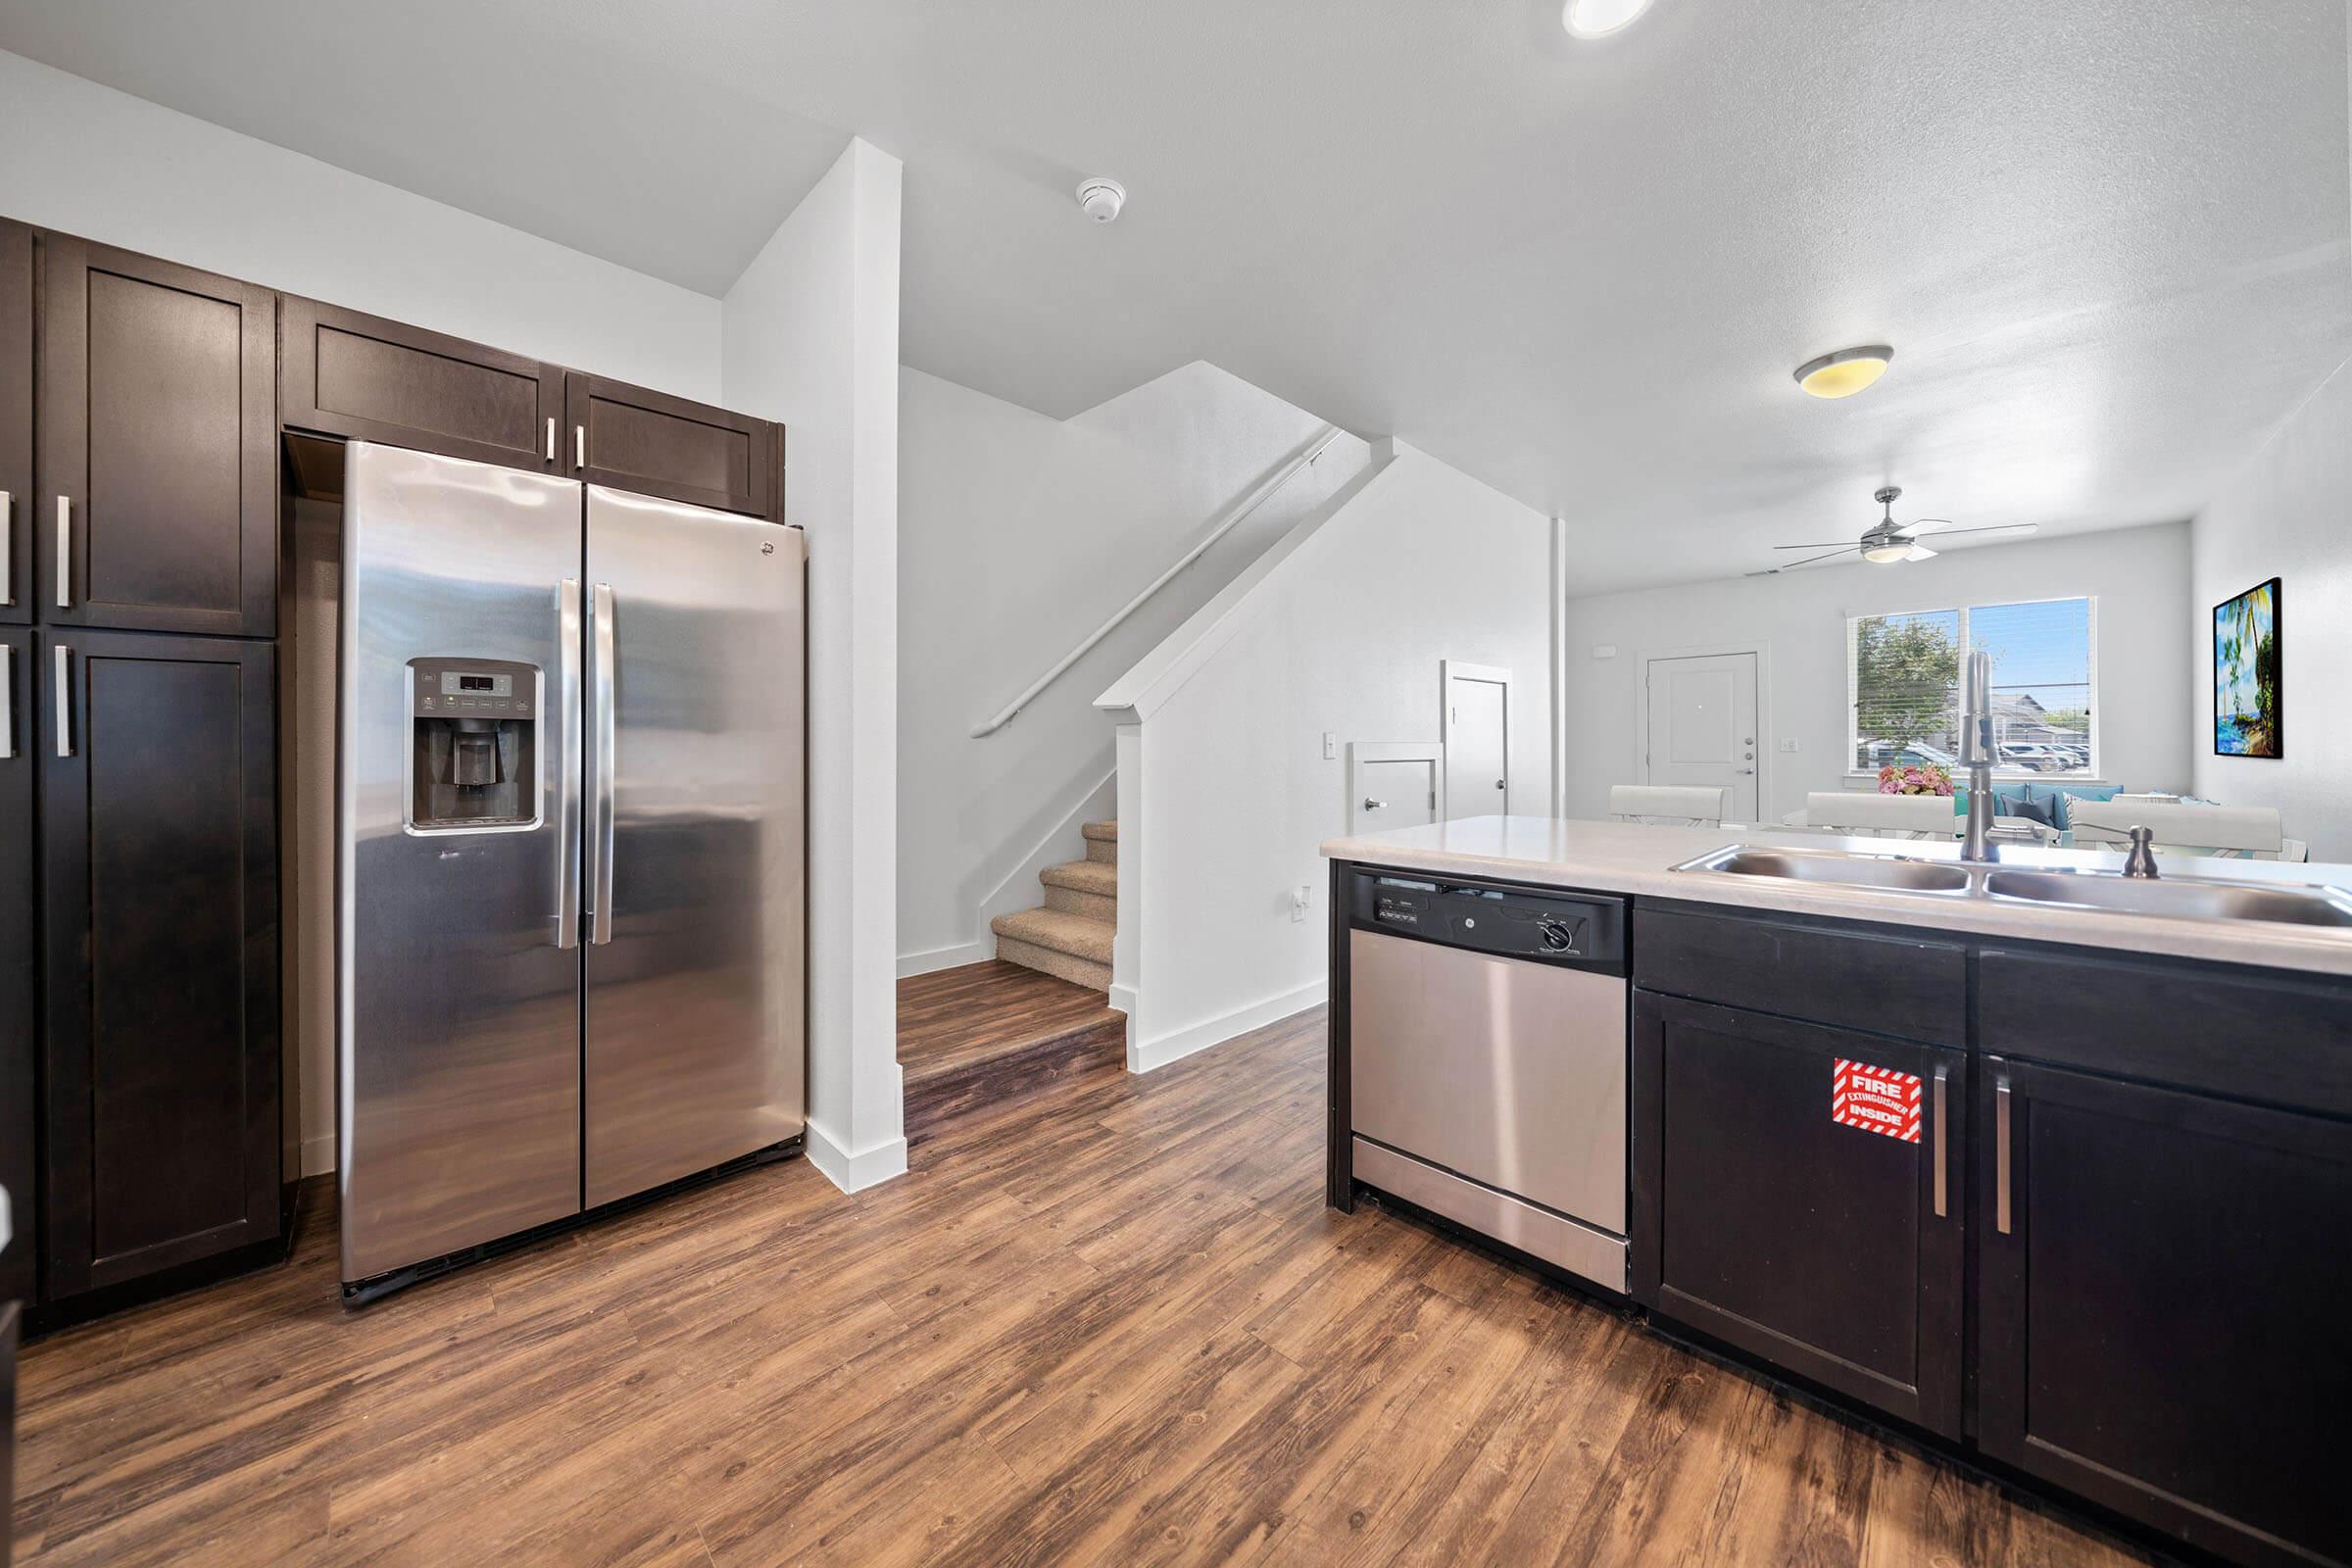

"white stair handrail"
[970, 423, 1346, 737]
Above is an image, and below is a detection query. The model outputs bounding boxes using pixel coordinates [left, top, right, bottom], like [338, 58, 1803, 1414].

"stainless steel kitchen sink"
[1673, 846, 1973, 893]
[1982, 869, 2352, 927]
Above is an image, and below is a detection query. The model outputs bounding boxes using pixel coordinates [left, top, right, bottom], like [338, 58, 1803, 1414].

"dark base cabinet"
[1979, 1057, 2352, 1568]
[40, 630, 280, 1298]
[1623, 902, 2352, 1568]
[0, 627, 33, 1308]
[1634, 991, 1966, 1438]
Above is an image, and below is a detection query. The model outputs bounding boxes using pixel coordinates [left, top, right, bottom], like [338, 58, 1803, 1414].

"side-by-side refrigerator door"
[582, 486, 805, 1208]
[339, 442, 586, 1287]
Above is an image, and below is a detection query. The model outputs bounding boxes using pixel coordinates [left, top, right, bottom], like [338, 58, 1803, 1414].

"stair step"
[993, 935, 1112, 992]
[1040, 859, 1115, 895]
[1081, 819, 1117, 842]
[1044, 884, 1116, 922]
[990, 907, 1113, 967]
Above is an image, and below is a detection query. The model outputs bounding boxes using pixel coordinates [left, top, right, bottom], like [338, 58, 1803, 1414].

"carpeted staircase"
[989, 819, 1116, 991]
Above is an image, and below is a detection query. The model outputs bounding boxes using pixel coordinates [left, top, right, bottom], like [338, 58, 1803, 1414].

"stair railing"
[969, 423, 1346, 737]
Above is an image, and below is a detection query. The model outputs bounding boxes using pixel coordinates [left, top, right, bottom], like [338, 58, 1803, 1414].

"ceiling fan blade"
[1928, 522, 2039, 539]
[1906, 516, 1959, 535]
[1752, 545, 1857, 575]
[1773, 541, 1863, 550]
[1903, 544, 1937, 562]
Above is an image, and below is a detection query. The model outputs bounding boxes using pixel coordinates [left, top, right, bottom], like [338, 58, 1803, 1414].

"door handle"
[0, 643, 12, 760]
[55, 495, 72, 609]
[0, 489, 12, 606]
[1931, 1063, 1948, 1218]
[1994, 1072, 2013, 1235]
[1362, 798, 1385, 811]
[555, 579, 582, 949]
[1494, 778, 1505, 790]
[575, 423, 587, 471]
[545, 416, 557, 464]
[589, 582, 617, 946]
[52, 642, 71, 757]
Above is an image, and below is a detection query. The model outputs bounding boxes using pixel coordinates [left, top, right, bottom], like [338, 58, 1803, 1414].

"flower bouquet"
[1877, 761, 1954, 798]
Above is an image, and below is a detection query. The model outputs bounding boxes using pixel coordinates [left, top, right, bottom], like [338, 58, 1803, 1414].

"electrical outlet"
[1780, 738, 1800, 753]
[1291, 885, 1312, 922]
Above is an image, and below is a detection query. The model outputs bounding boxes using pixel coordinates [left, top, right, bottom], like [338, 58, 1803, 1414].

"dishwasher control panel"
[1350, 870, 1626, 974]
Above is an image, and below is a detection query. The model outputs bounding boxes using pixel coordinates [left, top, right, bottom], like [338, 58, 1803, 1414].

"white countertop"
[1321, 816, 2352, 980]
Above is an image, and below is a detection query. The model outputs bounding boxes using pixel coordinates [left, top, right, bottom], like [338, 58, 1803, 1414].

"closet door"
[40, 630, 279, 1297]
[38, 236, 277, 637]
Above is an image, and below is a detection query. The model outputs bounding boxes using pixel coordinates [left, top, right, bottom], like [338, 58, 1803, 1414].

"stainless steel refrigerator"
[336, 441, 805, 1298]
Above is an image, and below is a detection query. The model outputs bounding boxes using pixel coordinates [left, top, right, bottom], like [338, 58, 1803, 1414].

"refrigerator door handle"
[589, 581, 617, 946]
[555, 578, 583, 950]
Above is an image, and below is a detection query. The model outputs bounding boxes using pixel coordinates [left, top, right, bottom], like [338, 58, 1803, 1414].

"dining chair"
[1608, 784, 1731, 827]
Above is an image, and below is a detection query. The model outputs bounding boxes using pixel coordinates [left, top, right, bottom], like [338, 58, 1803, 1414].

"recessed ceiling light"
[1793, 345, 1894, 399]
[1562, 0, 1655, 39]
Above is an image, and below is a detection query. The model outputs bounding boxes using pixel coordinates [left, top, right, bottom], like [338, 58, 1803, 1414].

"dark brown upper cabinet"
[281, 295, 561, 475]
[38, 236, 277, 639]
[0, 221, 29, 628]
[40, 629, 279, 1298]
[565, 372, 776, 518]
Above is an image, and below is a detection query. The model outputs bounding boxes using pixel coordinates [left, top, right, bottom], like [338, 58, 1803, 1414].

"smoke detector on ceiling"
[1076, 177, 1127, 224]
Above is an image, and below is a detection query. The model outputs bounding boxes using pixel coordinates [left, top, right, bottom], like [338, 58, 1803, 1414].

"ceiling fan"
[1746, 486, 2038, 576]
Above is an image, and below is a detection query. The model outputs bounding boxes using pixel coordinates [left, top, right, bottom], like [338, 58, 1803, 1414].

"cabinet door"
[40, 630, 279, 1298]
[0, 221, 29, 627]
[281, 295, 562, 474]
[1633, 991, 1965, 1437]
[565, 372, 774, 517]
[1979, 1057, 2352, 1568]
[38, 237, 276, 637]
[0, 627, 33, 1305]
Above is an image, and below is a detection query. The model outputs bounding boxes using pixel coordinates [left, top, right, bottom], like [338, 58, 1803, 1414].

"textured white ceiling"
[3, 0, 2344, 593]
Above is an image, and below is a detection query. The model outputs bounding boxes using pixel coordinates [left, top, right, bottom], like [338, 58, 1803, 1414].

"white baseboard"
[805, 1118, 908, 1194]
[1127, 979, 1327, 1074]
[897, 939, 992, 979]
[300, 1133, 337, 1178]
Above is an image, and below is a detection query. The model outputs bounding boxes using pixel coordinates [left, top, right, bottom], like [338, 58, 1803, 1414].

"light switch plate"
[1322, 731, 1336, 760]
[1781, 738, 1800, 753]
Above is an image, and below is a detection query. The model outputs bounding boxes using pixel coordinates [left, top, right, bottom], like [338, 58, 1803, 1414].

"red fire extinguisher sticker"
[1833, 1058, 1922, 1143]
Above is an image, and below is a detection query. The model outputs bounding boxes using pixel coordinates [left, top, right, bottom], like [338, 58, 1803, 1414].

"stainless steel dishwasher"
[1346, 869, 1630, 1293]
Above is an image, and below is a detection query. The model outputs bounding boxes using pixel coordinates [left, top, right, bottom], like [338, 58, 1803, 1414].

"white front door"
[1645, 652, 1758, 821]
[1442, 662, 1510, 820]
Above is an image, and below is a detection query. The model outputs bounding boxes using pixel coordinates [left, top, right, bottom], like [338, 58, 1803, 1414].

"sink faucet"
[1959, 648, 1999, 862]
[2121, 825, 2160, 879]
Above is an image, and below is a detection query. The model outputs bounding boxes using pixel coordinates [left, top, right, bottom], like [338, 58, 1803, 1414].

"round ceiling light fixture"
[1793, 345, 1894, 400]
[1076, 177, 1127, 224]
[1562, 0, 1656, 38]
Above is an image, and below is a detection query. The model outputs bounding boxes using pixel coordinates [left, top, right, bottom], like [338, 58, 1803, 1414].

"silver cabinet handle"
[554, 578, 582, 949]
[545, 416, 557, 464]
[574, 423, 586, 471]
[1362, 798, 1385, 811]
[52, 642, 71, 757]
[55, 496, 71, 609]
[588, 582, 617, 945]
[1931, 1063, 1949, 1218]
[1994, 1072, 2013, 1235]
[0, 643, 12, 760]
[0, 489, 12, 606]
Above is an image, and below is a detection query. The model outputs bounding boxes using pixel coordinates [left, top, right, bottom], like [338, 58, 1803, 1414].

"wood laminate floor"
[13, 991, 2156, 1567]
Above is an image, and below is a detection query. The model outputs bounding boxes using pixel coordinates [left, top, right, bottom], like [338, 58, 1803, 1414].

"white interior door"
[1442, 662, 1511, 820]
[1644, 652, 1758, 821]
[1348, 742, 1443, 834]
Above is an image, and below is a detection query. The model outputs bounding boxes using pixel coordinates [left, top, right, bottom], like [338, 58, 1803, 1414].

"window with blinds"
[1848, 598, 2096, 777]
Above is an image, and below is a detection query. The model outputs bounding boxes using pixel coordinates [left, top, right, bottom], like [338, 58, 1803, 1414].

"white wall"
[896, 363, 1372, 972]
[722, 139, 907, 1193]
[1121, 441, 1556, 1066]
[2190, 359, 2352, 861]
[0, 48, 720, 401]
[1558, 523, 2197, 824]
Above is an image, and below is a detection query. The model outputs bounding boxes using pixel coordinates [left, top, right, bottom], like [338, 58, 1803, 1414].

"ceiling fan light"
[1562, 0, 1655, 38]
[1862, 542, 1912, 564]
[1794, 346, 1893, 399]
